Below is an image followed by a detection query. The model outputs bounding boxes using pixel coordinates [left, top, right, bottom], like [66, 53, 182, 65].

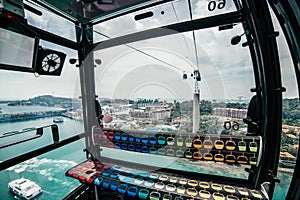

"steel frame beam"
[92, 10, 243, 51]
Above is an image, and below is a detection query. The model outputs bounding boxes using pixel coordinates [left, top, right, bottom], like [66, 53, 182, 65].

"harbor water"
[0, 106, 293, 199]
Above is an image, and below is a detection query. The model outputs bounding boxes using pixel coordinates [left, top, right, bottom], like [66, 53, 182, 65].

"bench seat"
[66, 159, 268, 200]
[66, 128, 267, 199]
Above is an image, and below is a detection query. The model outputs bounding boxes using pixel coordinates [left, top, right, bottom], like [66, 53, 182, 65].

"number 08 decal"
[208, 0, 226, 12]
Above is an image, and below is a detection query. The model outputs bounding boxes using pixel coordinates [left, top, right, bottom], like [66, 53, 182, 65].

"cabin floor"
[63, 184, 127, 200]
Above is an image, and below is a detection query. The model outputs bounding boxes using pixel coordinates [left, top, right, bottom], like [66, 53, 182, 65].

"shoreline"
[278, 167, 294, 173]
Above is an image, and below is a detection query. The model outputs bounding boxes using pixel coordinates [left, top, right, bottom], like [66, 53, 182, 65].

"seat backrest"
[92, 127, 262, 167]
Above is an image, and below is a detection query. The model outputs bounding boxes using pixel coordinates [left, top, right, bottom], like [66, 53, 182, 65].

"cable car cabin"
[0, 0, 299, 200]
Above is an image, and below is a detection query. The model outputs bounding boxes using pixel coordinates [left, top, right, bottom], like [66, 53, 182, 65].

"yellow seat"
[225, 138, 236, 150]
[199, 182, 210, 189]
[193, 151, 202, 160]
[167, 136, 175, 146]
[224, 185, 235, 193]
[193, 135, 202, 149]
[176, 185, 186, 194]
[203, 137, 213, 149]
[179, 178, 187, 185]
[211, 183, 222, 191]
[237, 154, 249, 164]
[238, 187, 249, 196]
[251, 190, 263, 198]
[204, 152, 214, 161]
[226, 195, 239, 200]
[214, 153, 225, 162]
[249, 156, 257, 165]
[225, 154, 236, 163]
[238, 139, 247, 151]
[185, 149, 193, 159]
[177, 136, 183, 146]
[214, 138, 224, 150]
[199, 190, 211, 199]
[169, 177, 177, 183]
[188, 180, 198, 187]
[186, 188, 198, 197]
[185, 137, 192, 147]
[249, 140, 258, 152]
[212, 192, 225, 200]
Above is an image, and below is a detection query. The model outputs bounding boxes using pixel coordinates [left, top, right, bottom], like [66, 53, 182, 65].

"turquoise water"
[274, 172, 293, 200]
[0, 117, 86, 200]
[0, 106, 293, 199]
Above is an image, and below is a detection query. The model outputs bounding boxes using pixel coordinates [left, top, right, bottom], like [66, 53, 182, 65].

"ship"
[53, 117, 64, 123]
[8, 177, 42, 200]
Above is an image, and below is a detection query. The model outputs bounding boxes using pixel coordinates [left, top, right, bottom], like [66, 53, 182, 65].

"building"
[282, 125, 300, 134]
[280, 152, 296, 160]
[129, 106, 171, 121]
[285, 134, 298, 139]
[213, 107, 247, 119]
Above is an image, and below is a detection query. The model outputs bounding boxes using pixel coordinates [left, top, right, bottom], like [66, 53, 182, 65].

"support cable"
[187, 0, 200, 72]
[93, 29, 185, 72]
[171, 1, 194, 68]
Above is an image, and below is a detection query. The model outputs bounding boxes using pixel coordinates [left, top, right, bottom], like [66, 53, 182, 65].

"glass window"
[0, 41, 83, 159]
[93, 0, 237, 43]
[0, 28, 36, 68]
[0, 3, 85, 200]
[94, 21, 255, 179]
[269, 9, 299, 200]
[0, 39, 85, 199]
[24, 2, 76, 42]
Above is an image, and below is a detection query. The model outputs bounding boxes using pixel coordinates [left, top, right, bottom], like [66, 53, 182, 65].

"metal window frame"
[0, 1, 292, 198]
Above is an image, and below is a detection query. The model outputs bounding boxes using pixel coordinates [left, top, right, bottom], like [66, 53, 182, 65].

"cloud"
[94, 47, 195, 100]
[93, 16, 255, 100]
[25, 5, 76, 41]
[0, 0, 297, 101]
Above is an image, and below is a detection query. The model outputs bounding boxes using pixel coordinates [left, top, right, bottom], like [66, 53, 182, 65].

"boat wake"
[6, 157, 77, 183]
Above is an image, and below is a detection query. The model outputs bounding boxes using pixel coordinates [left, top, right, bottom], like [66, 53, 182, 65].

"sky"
[0, 0, 297, 101]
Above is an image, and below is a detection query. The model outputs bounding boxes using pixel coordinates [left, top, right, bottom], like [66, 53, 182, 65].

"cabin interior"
[0, 0, 299, 199]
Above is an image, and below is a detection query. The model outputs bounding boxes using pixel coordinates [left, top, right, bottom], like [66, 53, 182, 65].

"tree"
[282, 98, 300, 126]
[221, 130, 230, 135]
[200, 100, 212, 115]
[287, 145, 298, 157]
[171, 101, 181, 119]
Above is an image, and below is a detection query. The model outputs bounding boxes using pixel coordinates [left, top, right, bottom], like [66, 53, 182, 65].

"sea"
[0, 104, 293, 199]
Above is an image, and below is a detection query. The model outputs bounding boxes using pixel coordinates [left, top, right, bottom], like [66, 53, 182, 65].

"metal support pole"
[76, 23, 98, 158]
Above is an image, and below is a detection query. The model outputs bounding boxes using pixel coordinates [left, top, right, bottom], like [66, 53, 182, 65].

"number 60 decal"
[208, 0, 226, 11]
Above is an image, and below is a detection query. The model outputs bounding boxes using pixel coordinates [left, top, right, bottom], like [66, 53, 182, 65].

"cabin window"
[94, 20, 255, 179]
[93, 0, 237, 43]
[269, 8, 299, 200]
[0, 39, 85, 199]
[24, 2, 76, 42]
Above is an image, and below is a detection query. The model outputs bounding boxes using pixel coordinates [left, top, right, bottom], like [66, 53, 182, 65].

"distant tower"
[193, 82, 200, 134]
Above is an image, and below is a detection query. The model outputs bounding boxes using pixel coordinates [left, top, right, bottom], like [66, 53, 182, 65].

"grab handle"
[0, 124, 59, 149]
